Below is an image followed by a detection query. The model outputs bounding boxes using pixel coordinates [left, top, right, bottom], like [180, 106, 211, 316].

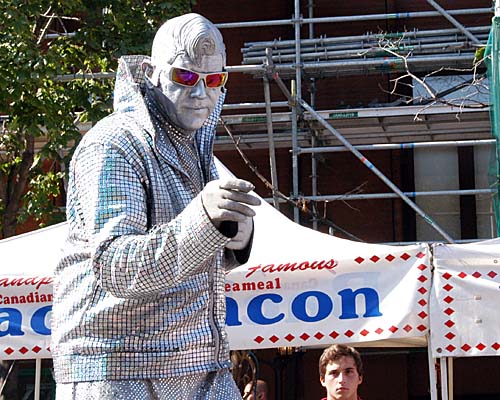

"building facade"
[191, 1, 499, 399]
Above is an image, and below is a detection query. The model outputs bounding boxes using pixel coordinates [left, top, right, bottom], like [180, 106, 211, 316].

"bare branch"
[372, 31, 489, 119]
[37, 12, 56, 45]
[219, 118, 363, 241]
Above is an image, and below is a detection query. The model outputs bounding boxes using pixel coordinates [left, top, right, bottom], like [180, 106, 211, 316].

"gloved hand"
[201, 178, 261, 230]
[225, 216, 253, 250]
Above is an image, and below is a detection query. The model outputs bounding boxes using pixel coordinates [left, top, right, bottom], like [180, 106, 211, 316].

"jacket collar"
[113, 55, 226, 179]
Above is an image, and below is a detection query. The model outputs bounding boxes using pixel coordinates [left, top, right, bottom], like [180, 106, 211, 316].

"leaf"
[0, 0, 192, 236]
[474, 46, 486, 65]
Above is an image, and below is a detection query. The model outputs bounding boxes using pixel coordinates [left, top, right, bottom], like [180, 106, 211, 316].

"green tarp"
[486, 16, 500, 236]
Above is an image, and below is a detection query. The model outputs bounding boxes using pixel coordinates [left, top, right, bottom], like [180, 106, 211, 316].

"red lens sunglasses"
[164, 64, 228, 88]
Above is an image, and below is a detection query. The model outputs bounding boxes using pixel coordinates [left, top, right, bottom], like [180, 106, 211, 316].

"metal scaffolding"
[216, 0, 495, 246]
[217, 6, 496, 399]
[52, 1, 496, 245]
[241, 26, 490, 78]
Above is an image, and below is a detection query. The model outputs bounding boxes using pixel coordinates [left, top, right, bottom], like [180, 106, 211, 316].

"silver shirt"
[51, 55, 240, 388]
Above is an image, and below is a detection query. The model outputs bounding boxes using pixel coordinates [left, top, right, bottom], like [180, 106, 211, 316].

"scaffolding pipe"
[294, 0, 303, 102]
[264, 51, 280, 209]
[45, 32, 76, 39]
[225, 65, 266, 73]
[233, 54, 477, 78]
[291, 0, 302, 223]
[308, 0, 314, 39]
[263, 79, 280, 209]
[311, 132, 318, 230]
[54, 65, 266, 82]
[308, 0, 318, 230]
[222, 101, 289, 110]
[243, 41, 481, 64]
[243, 33, 490, 60]
[55, 52, 475, 82]
[425, 0, 481, 45]
[299, 99, 456, 243]
[242, 26, 491, 51]
[214, 8, 493, 29]
[297, 139, 495, 154]
[55, 53, 474, 81]
[300, 188, 495, 202]
[300, 9, 492, 25]
[269, 53, 476, 72]
[291, 93, 300, 223]
[243, 37, 489, 60]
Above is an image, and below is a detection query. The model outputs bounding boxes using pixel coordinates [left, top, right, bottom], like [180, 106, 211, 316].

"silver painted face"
[158, 53, 224, 134]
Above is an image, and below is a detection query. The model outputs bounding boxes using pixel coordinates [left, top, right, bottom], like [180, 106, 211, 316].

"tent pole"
[448, 358, 454, 400]
[426, 341, 438, 400]
[34, 358, 41, 400]
[440, 357, 449, 399]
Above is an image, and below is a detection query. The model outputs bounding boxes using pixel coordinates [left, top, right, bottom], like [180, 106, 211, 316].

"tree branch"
[219, 118, 363, 242]
[4, 135, 35, 237]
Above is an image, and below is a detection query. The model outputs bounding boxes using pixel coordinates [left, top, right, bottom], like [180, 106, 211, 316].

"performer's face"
[158, 53, 225, 133]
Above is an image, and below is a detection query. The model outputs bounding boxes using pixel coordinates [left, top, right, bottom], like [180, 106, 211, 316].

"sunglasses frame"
[163, 64, 228, 88]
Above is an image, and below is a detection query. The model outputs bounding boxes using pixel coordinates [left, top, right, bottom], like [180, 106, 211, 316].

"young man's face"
[158, 53, 224, 133]
[320, 356, 362, 400]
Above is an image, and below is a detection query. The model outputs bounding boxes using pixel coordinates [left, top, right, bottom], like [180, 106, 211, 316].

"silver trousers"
[56, 369, 243, 400]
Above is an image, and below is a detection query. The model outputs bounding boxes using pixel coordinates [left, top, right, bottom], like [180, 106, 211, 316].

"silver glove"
[201, 178, 260, 229]
[226, 215, 253, 250]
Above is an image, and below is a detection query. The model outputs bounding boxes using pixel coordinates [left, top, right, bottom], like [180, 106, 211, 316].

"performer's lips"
[188, 106, 209, 113]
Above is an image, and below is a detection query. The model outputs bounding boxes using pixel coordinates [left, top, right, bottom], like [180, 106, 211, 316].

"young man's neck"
[327, 393, 359, 400]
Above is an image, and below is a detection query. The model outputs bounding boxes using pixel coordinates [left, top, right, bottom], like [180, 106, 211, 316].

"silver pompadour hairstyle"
[151, 13, 226, 69]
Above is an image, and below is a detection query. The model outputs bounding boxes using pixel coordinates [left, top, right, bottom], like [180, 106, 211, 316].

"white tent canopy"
[1, 160, 499, 400]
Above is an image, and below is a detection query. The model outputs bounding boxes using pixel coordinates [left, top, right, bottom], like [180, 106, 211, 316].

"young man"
[51, 13, 260, 400]
[319, 344, 364, 400]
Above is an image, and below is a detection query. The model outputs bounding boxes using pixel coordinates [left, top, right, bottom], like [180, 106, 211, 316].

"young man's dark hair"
[319, 344, 364, 400]
[319, 344, 364, 380]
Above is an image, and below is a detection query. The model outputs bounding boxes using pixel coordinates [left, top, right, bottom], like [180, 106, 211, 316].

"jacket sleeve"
[70, 137, 231, 299]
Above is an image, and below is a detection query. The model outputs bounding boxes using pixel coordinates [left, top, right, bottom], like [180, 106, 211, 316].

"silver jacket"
[52, 55, 239, 383]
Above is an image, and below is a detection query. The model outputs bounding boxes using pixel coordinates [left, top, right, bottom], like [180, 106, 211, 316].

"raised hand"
[201, 178, 261, 229]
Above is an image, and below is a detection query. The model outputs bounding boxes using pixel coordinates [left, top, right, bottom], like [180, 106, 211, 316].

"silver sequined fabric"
[56, 369, 243, 400]
[51, 55, 242, 386]
[145, 90, 204, 193]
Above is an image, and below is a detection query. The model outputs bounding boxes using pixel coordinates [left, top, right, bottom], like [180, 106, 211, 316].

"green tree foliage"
[0, 0, 192, 237]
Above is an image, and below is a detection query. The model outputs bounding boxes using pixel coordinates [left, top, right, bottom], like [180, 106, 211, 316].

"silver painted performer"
[52, 13, 260, 400]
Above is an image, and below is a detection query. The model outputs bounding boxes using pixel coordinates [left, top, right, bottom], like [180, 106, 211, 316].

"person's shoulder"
[89, 112, 135, 134]
[71, 113, 154, 169]
[81, 112, 145, 147]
